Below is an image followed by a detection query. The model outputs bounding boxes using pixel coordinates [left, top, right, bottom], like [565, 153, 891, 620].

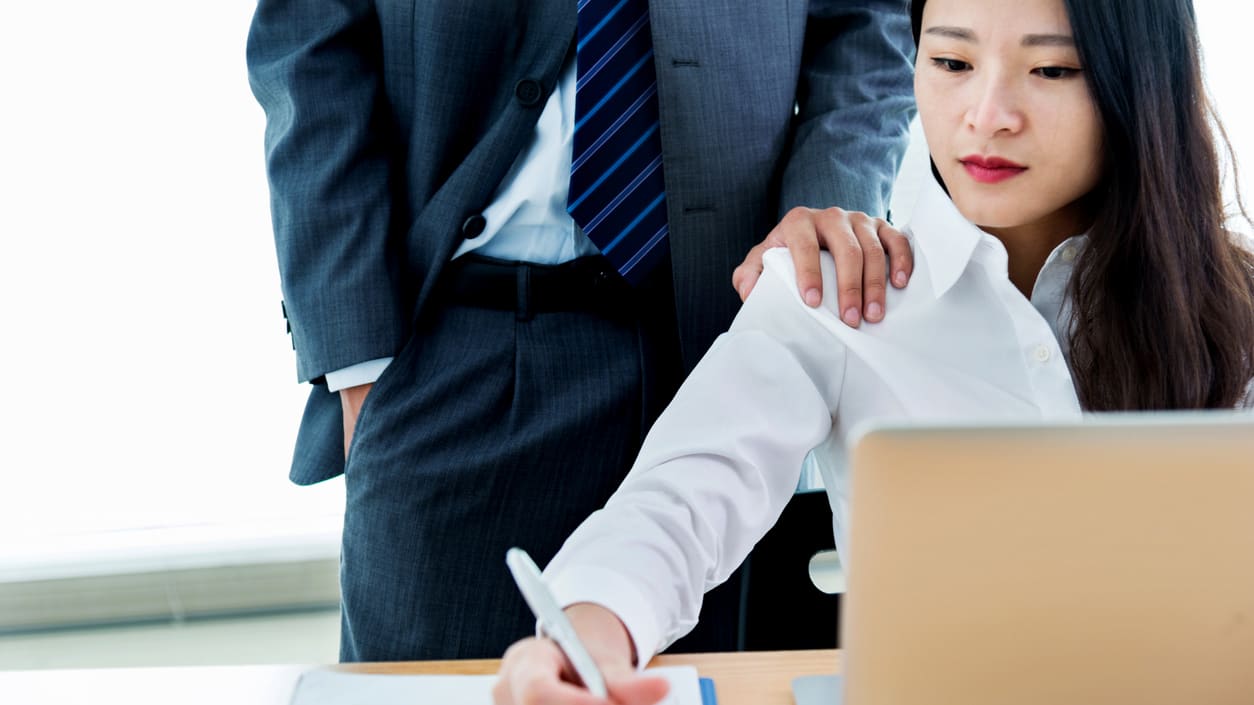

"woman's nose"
[965, 74, 1025, 136]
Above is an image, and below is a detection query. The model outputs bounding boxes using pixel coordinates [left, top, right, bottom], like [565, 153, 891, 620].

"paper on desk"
[791, 674, 842, 705]
[290, 665, 705, 705]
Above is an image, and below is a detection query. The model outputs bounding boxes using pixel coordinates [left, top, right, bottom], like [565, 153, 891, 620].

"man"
[247, 0, 915, 661]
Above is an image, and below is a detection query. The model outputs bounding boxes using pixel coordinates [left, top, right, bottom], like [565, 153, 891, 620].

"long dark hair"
[912, 0, 1254, 409]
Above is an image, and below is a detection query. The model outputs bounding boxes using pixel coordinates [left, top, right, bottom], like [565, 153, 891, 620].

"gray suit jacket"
[247, 0, 915, 483]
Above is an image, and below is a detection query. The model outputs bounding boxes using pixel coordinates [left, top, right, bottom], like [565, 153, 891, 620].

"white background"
[0, 2, 1250, 576]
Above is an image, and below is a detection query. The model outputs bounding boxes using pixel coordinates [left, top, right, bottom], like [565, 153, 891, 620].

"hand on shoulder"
[733, 206, 913, 328]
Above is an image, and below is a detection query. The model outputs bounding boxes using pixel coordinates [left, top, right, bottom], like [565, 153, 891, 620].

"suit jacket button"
[461, 214, 487, 239]
[515, 79, 543, 107]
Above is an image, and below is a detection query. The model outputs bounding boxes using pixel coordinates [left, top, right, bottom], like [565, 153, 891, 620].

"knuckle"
[815, 207, 848, 229]
[862, 235, 886, 256]
[782, 207, 811, 226]
[887, 232, 909, 248]
[838, 242, 864, 262]
[781, 233, 812, 251]
[794, 235, 821, 252]
[827, 222, 859, 245]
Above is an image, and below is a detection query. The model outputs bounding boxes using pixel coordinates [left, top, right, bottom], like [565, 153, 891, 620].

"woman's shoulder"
[760, 247, 844, 315]
[759, 242, 934, 321]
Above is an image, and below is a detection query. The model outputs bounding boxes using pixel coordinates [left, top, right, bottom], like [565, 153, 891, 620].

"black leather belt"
[437, 254, 636, 320]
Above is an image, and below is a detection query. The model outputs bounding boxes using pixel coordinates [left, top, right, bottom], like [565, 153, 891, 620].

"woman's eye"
[931, 58, 971, 73]
[1033, 66, 1080, 80]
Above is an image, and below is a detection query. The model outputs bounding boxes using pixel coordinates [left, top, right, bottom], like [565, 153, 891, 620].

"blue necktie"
[568, 0, 669, 284]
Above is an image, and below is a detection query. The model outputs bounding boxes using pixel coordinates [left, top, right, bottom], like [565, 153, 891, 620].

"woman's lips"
[960, 155, 1028, 184]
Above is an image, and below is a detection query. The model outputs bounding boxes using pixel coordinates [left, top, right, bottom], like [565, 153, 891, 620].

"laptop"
[803, 412, 1254, 705]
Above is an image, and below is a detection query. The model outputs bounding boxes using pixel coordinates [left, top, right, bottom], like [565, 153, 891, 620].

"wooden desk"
[1, 649, 839, 705]
[350, 649, 840, 704]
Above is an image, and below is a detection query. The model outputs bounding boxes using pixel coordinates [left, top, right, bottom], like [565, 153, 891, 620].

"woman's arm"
[494, 253, 848, 704]
[543, 250, 849, 664]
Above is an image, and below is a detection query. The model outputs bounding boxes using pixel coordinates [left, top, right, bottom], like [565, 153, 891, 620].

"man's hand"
[732, 207, 913, 327]
[494, 603, 668, 705]
[339, 382, 373, 459]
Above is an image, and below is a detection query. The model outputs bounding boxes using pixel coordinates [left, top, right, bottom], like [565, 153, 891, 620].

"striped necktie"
[568, 0, 669, 284]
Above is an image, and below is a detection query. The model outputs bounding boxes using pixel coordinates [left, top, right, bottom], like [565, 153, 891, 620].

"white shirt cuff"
[545, 564, 662, 671]
[324, 357, 393, 392]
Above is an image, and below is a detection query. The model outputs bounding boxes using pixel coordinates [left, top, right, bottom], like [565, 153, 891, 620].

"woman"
[494, 0, 1254, 701]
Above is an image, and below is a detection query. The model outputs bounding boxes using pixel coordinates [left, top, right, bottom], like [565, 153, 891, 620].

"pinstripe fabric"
[568, 0, 669, 284]
[338, 285, 741, 660]
[250, 0, 917, 660]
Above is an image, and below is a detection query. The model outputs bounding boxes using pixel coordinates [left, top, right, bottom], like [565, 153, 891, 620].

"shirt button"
[461, 214, 487, 240]
[1033, 345, 1052, 363]
[1061, 245, 1078, 263]
[515, 79, 543, 107]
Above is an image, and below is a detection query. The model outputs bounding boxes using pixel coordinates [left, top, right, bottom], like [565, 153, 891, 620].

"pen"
[506, 547, 609, 698]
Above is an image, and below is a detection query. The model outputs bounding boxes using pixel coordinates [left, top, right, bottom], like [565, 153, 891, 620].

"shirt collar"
[904, 175, 985, 299]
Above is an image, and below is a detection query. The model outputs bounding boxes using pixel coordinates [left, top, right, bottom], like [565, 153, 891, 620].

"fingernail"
[843, 307, 860, 326]
[739, 284, 749, 300]
[804, 289, 822, 307]
[866, 302, 883, 321]
[893, 271, 907, 287]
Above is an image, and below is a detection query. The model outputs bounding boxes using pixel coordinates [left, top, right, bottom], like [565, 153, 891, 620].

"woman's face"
[915, 0, 1103, 237]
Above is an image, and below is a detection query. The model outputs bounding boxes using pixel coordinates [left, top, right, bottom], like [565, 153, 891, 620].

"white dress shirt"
[327, 58, 594, 391]
[542, 176, 1093, 667]
[453, 58, 596, 265]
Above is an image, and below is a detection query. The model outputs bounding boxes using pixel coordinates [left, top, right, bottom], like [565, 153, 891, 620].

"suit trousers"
[338, 257, 743, 660]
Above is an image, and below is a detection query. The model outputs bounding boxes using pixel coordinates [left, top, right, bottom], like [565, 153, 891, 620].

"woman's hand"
[493, 603, 670, 705]
[733, 206, 913, 327]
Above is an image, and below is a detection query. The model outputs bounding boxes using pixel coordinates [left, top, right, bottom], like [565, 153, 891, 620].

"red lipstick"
[960, 155, 1028, 184]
